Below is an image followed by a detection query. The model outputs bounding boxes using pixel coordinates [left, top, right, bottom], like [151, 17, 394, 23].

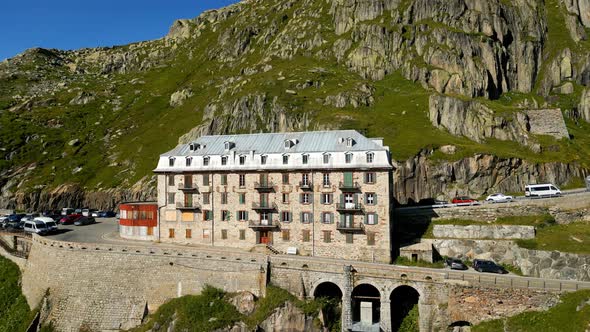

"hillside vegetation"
[0, 256, 33, 332]
[1, 0, 590, 205]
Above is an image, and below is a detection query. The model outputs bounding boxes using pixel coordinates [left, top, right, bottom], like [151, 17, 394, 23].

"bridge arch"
[312, 281, 343, 332]
[309, 278, 344, 299]
[448, 321, 472, 331]
[351, 283, 381, 329]
[390, 285, 420, 331]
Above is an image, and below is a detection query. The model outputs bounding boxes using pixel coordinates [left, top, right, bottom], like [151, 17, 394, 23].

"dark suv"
[472, 259, 507, 274]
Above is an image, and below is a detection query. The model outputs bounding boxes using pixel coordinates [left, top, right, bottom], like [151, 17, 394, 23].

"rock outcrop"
[429, 95, 570, 148]
[393, 149, 586, 204]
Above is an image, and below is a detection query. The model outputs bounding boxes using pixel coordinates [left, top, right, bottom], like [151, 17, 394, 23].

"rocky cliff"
[1, 0, 590, 210]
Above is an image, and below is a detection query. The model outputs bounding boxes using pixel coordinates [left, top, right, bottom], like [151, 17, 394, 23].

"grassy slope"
[472, 290, 590, 332]
[1, 0, 590, 194]
[131, 285, 338, 332]
[0, 256, 33, 332]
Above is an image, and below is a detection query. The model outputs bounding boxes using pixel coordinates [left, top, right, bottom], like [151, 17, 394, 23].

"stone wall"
[158, 170, 392, 264]
[22, 236, 267, 332]
[431, 239, 590, 281]
[447, 286, 558, 325]
[396, 192, 590, 223]
[432, 225, 535, 239]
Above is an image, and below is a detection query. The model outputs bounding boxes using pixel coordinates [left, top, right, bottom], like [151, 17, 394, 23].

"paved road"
[46, 218, 119, 243]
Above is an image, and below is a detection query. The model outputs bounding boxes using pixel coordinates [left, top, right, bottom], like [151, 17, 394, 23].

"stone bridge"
[2, 234, 590, 332]
[269, 255, 590, 331]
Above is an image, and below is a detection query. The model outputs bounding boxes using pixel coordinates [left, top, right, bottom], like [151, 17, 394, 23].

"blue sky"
[0, 0, 238, 61]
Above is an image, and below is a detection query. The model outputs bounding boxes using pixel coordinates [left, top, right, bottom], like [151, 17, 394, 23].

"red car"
[59, 214, 82, 225]
[452, 196, 479, 204]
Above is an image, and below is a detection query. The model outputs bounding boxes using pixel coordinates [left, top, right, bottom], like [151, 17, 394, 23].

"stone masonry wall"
[432, 225, 535, 239]
[22, 236, 267, 332]
[158, 170, 392, 263]
[396, 192, 590, 223]
[431, 239, 590, 281]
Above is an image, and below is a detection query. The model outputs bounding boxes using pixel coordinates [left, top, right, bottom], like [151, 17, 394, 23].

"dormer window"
[168, 157, 175, 167]
[224, 141, 234, 151]
[345, 153, 353, 164]
[261, 155, 267, 165]
[284, 140, 292, 149]
[302, 154, 309, 165]
[189, 143, 200, 151]
[239, 155, 246, 165]
[346, 137, 354, 147]
[221, 156, 228, 166]
[203, 156, 210, 166]
[283, 154, 289, 165]
[323, 153, 330, 164]
[186, 157, 192, 167]
[366, 152, 374, 163]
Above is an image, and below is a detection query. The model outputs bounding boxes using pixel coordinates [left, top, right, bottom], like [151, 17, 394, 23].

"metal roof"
[161, 130, 388, 156]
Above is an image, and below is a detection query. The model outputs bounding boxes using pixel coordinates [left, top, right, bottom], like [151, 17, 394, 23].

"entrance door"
[260, 231, 270, 244]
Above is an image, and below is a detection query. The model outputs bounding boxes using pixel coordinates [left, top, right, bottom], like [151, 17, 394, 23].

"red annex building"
[118, 202, 158, 241]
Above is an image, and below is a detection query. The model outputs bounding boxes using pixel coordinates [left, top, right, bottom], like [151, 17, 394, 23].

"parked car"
[445, 258, 468, 270]
[74, 216, 96, 226]
[59, 214, 82, 225]
[20, 213, 40, 223]
[452, 196, 479, 205]
[61, 208, 75, 216]
[4, 214, 25, 229]
[98, 211, 116, 218]
[91, 210, 100, 217]
[34, 217, 58, 234]
[525, 184, 561, 198]
[485, 193, 514, 203]
[472, 259, 507, 274]
[418, 198, 448, 206]
[23, 220, 49, 235]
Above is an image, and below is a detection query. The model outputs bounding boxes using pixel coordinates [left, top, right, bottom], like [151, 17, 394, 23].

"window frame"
[345, 153, 353, 164]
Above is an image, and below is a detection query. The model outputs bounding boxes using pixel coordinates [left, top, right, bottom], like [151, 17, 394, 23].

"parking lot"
[45, 217, 118, 243]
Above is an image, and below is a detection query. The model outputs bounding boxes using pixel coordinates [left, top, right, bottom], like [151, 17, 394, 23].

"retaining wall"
[432, 225, 535, 239]
[22, 236, 267, 332]
[431, 239, 590, 281]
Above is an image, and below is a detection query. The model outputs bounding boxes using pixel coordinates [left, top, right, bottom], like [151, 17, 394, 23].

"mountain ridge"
[1, 0, 590, 209]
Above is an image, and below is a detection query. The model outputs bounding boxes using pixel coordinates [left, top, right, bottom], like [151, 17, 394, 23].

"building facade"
[154, 130, 393, 263]
[118, 202, 158, 241]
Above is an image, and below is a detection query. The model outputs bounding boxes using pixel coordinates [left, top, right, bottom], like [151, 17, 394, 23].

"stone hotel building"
[154, 130, 393, 263]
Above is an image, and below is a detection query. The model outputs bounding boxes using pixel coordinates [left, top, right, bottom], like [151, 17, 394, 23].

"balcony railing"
[252, 202, 277, 211]
[339, 181, 361, 191]
[176, 202, 201, 210]
[335, 202, 363, 212]
[299, 181, 313, 190]
[336, 221, 365, 232]
[254, 182, 275, 191]
[179, 183, 198, 191]
[248, 220, 280, 229]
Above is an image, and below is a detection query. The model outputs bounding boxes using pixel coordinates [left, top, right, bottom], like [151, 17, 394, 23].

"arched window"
[185, 157, 192, 167]
[168, 157, 175, 167]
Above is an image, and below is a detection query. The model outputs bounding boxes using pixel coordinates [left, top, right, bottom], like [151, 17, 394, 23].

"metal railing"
[176, 202, 201, 210]
[335, 202, 363, 212]
[179, 183, 198, 191]
[339, 181, 361, 190]
[254, 182, 275, 191]
[444, 270, 590, 291]
[336, 222, 365, 232]
[251, 202, 277, 210]
[248, 220, 280, 229]
[299, 181, 313, 190]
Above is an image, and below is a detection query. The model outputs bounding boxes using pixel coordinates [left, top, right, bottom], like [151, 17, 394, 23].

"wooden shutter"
[344, 172, 353, 186]
[374, 194, 378, 205]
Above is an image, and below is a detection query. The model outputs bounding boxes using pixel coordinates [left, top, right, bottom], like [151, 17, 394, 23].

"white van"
[34, 217, 58, 234]
[23, 220, 49, 235]
[525, 184, 562, 198]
